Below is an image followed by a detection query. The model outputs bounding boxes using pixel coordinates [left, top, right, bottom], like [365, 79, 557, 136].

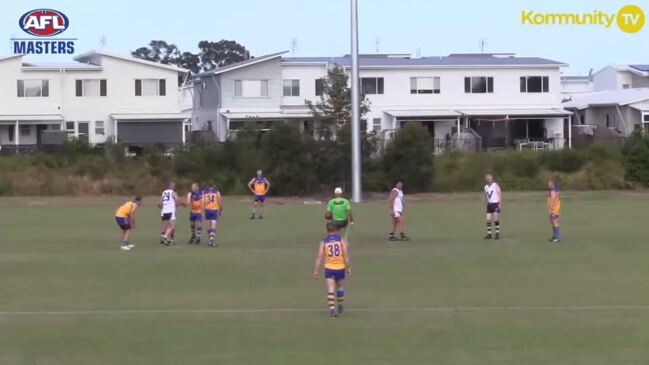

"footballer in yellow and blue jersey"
[202, 186, 222, 247]
[187, 183, 204, 244]
[313, 222, 351, 318]
[247, 170, 270, 219]
[548, 180, 561, 243]
[114, 196, 142, 251]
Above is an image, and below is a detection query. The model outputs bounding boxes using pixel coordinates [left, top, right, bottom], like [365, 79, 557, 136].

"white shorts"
[393, 211, 403, 218]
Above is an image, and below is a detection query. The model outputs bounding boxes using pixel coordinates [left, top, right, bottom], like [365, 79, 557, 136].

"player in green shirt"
[326, 187, 354, 241]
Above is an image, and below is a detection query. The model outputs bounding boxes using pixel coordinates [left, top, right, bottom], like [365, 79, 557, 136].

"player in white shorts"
[389, 181, 409, 241]
[482, 174, 503, 240]
[159, 182, 179, 246]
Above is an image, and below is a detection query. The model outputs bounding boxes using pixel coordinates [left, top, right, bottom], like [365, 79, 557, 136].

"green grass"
[3, 192, 649, 364]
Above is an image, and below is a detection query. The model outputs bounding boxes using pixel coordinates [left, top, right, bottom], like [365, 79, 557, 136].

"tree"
[261, 124, 317, 195]
[131, 40, 181, 65]
[178, 52, 201, 75]
[132, 39, 250, 76]
[198, 40, 251, 71]
[305, 66, 370, 135]
[382, 123, 434, 192]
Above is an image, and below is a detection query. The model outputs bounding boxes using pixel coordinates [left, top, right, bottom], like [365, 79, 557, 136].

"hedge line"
[1, 124, 648, 196]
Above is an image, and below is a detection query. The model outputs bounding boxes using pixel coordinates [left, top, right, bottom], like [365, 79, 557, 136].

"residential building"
[192, 51, 572, 151]
[563, 88, 649, 147]
[0, 51, 190, 151]
[562, 65, 649, 94]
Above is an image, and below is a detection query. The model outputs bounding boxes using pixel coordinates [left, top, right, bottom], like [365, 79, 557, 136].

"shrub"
[540, 149, 586, 173]
[261, 124, 317, 195]
[623, 132, 649, 186]
[382, 123, 434, 192]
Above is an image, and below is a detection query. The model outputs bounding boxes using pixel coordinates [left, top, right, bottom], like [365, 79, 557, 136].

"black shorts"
[486, 203, 501, 214]
[161, 213, 174, 221]
[333, 219, 349, 230]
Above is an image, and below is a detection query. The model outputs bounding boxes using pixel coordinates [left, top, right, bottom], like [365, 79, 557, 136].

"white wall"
[544, 118, 564, 148]
[593, 66, 622, 91]
[266, 61, 565, 133]
[282, 64, 328, 106]
[0, 54, 185, 145]
[220, 58, 283, 111]
[561, 80, 593, 94]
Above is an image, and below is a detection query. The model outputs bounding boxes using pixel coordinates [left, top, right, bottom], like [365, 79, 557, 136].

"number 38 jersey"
[323, 234, 346, 270]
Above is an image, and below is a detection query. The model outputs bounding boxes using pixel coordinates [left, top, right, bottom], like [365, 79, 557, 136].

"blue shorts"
[204, 209, 219, 221]
[324, 268, 346, 282]
[190, 212, 202, 222]
[115, 217, 130, 230]
[254, 195, 266, 203]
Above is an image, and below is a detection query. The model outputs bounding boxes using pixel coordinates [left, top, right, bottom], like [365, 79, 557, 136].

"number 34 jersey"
[323, 234, 346, 270]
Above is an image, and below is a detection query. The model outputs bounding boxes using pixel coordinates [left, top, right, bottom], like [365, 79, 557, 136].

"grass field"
[2, 192, 649, 364]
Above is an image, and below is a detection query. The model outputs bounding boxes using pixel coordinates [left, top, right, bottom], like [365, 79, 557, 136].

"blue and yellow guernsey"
[323, 234, 346, 270]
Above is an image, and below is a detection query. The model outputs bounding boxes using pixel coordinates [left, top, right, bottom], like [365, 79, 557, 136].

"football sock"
[495, 221, 500, 235]
[336, 290, 345, 305]
[553, 226, 560, 239]
[486, 222, 492, 235]
[327, 292, 336, 310]
[196, 226, 202, 237]
[208, 228, 215, 240]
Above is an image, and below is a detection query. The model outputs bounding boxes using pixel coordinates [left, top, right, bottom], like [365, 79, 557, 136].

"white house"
[0, 50, 190, 151]
[192, 52, 572, 151]
[562, 64, 649, 94]
[563, 88, 649, 147]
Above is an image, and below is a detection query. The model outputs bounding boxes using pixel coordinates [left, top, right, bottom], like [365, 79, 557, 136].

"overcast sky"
[2, 0, 648, 74]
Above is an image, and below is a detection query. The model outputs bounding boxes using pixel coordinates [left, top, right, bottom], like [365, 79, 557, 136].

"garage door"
[117, 121, 182, 144]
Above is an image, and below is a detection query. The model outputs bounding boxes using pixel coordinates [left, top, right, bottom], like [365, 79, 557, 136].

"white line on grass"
[4, 305, 649, 316]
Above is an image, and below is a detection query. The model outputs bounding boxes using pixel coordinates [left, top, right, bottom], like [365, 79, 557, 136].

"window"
[361, 77, 384, 94]
[17, 79, 49, 97]
[76, 79, 107, 97]
[520, 76, 549, 93]
[95, 121, 105, 135]
[283, 80, 300, 96]
[315, 79, 325, 96]
[372, 118, 382, 132]
[65, 122, 75, 131]
[135, 79, 166, 96]
[20, 125, 31, 136]
[8, 126, 14, 142]
[606, 115, 610, 127]
[234, 80, 269, 97]
[644, 114, 649, 122]
[623, 84, 630, 89]
[464, 77, 493, 93]
[410, 77, 440, 94]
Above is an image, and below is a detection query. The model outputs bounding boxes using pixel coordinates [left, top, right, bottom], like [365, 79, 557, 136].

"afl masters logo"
[12, 9, 76, 54]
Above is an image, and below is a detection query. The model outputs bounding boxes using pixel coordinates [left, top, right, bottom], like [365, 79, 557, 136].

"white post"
[182, 119, 187, 145]
[456, 117, 461, 139]
[15, 121, 19, 147]
[350, 0, 362, 203]
[114, 119, 118, 143]
[568, 115, 572, 149]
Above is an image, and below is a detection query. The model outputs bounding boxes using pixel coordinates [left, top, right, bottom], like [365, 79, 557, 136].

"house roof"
[282, 53, 567, 68]
[630, 65, 649, 72]
[630, 102, 649, 112]
[74, 50, 189, 73]
[563, 88, 649, 109]
[0, 54, 24, 62]
[21, 62, 102, 71]
[195, 51, 288, 77]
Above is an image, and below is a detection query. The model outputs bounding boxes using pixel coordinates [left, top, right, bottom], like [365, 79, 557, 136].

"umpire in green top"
[326, 187, 354, 241]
